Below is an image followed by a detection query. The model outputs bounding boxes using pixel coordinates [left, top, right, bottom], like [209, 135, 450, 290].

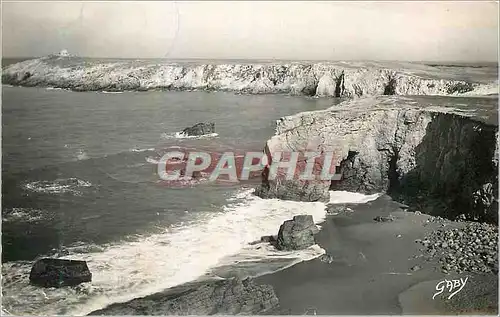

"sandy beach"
[255, 195, 498, 315]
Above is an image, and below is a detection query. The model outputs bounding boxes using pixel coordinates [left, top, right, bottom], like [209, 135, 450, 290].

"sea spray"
[1, 188, 380, 315]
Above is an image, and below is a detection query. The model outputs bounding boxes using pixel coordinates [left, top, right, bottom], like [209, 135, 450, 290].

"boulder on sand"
[276, 215, 319, 250]
[181, 122, 215, 136]
[29, 258, 92, 288]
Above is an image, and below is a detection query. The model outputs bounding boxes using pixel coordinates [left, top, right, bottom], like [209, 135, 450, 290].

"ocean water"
[2, 85, 348, 315]
[2, 55, 498, 315]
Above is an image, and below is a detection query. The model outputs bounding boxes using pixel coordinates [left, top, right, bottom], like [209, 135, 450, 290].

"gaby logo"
[432, 277, 468, 300]
[156, 149, 343, 183]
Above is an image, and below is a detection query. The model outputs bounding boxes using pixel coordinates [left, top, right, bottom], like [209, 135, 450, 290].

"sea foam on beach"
[329, 191, 381, 204]
[1, 188, 380, 316]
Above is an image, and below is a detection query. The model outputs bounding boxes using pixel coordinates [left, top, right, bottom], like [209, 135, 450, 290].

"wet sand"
[255, 195, 498, 315]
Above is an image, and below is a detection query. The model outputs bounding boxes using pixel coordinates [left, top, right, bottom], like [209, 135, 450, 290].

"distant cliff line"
[2, 55, 498, 97]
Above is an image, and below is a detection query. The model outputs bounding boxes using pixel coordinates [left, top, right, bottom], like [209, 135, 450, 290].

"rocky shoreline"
[86, 197, 498, 315]
[418, 221, 498, 275]
[254, 95, 498, 223]
[87, 214, 321, 315]
[248, 93, 498, 314]
[6, 56, 497, 315]
[53, 94, 500, 315]
[88, 277, 279, 315]
[2, 55, 498, 97]
[256, 196, 498, 315]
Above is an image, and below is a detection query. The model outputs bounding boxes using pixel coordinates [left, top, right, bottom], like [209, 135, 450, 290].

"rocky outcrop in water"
[2, 55, 497, 97]
[88, 277, 279, 315]
[276, 215, 319, 251]
[255, 96, 498, 223]
[181, 122, 215, 137]
[29, 258, 92, 288]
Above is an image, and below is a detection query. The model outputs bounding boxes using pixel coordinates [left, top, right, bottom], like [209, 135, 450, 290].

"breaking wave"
[23, 178, 93, 196]
[0, 188, 380, 316]
[161, 131, 219, 140]
[2, 208, 52, 223]
[128, 147, 156, 153]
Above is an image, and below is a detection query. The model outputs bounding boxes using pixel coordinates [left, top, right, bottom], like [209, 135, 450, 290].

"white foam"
[211, 242, 326, 279]
[2, 208, 50, 223]
[129, 147, 155, 153]
[2, 189, 380, 315]
[145, 156, 160, 164]
[23, 178, 92, 196]
[100, 91, 124, 94]
[1, 188, 326, 315]
[328, 190, 381, 204]
[161, 132, 219, 140]
[75, 149, 89, 161]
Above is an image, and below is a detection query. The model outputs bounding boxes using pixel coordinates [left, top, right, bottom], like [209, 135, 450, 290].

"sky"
[2, 1, 499, 62]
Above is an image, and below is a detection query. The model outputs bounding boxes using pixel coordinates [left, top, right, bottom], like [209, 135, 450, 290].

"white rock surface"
[2, 56, 497, 97]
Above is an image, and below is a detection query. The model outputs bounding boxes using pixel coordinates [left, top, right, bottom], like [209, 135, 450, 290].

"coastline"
[3, 55, 498, 96]
[87, 194, 498, 315]
[254, 195, 498, 315]
[3, 57, 497, 315]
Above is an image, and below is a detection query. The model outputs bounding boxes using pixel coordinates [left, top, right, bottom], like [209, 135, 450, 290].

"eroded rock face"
[3, 56, 497, 97]
[276, 215, 319, 250]
[181, 122, 215, 136]
[255, 179, 331, 203]
[29, 258, 92, 288]
[253, 135, 335, 202]
[398, 113, 498, 223]
[88, 277, 279, 315]
[258, 96, 498, 223]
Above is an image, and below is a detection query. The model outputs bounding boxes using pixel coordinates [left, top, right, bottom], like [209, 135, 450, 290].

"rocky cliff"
[2, 55, 498, 97]
[256, 96, 498, 223]
[88, 277, 279, 315]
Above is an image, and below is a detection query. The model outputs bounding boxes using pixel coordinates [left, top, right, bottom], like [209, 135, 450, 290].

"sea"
[1, 75, 362, 315]
[3, 57, 494, 315]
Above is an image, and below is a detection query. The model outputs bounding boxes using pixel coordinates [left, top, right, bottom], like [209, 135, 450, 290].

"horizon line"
[2, 56, 498, 64]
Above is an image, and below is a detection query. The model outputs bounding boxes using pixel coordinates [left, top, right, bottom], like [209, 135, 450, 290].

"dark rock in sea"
[410, 265, 421, 272]
[276, 215, 318, 251]
[373, 215, 395, 222]
[29, 258, 92, 288]
[248, 235, 278, 247]
[319, 254, 334, 264]
[88, 277, 279, 315]
[325, 204, 352, 215]
[261, 235, 277, 243]
[181, 122, 215, 137]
